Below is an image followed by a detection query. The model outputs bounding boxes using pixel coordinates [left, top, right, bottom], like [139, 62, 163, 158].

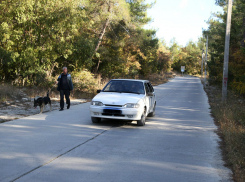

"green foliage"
[233, 81, 245, 94]
[157, 40, 171, 73]
[170, 39, 203, 75]
[72, 70, 98, 93]
[0, 0, 171, 85]
[127, 0, 153, 25]
[0, 0, 82, 81]
[203, 0, 245, 94]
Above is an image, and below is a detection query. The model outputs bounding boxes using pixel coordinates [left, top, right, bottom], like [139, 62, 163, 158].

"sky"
[145, 0, 223, 47]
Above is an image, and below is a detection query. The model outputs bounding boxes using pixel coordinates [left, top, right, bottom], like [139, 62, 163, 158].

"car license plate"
[103, 109, 122, 115]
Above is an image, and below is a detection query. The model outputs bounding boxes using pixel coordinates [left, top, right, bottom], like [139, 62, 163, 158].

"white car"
[90, 79, 156, 126]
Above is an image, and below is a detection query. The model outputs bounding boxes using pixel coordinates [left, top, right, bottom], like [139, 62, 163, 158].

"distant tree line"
[169, 38, 204, 75]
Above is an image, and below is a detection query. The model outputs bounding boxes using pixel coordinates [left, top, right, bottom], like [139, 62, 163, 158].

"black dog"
[34, 91, 52, 114]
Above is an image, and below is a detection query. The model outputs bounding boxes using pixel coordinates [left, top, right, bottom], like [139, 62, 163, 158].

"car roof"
[110, 79, 149, 83]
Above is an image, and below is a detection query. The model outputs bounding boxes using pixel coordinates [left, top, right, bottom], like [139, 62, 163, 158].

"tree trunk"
[93, 3, 111, 73]
[94, 18, 110, 54]
[95, 59, 102, 73]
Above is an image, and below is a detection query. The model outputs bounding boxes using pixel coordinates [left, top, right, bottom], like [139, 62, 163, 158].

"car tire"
[148, 103, 156, 117]
[137, 110, 146, 126]
[91, 117, 101, 123]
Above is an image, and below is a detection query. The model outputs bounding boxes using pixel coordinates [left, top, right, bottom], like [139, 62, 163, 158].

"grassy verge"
[204, 84, 245, 182]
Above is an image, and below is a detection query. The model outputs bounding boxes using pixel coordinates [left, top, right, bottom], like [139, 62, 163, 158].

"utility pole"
[201, 49, 204, 78]
[204, 36, 208, 85]
[222, 0, 233, 101]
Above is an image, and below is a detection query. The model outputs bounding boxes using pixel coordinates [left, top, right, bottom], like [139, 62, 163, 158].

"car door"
[147, 82, 155, 111]
[144, 83, 152, 114]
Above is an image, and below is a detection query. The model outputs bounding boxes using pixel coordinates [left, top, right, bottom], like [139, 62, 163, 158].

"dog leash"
[50, 83, 57, 90]
[47, 83, 58, 94]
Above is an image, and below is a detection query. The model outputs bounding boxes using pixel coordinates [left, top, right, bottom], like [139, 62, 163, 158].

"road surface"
[0, 76, 232, 182]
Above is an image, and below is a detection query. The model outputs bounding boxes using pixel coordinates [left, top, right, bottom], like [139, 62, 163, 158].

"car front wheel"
[91, 117, 101, 123]
[137, 110, 146, 126]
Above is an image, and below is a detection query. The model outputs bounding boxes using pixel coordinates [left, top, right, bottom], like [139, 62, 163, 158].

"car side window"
[144, 83, 150, 94]
[147, 83, 154, 92]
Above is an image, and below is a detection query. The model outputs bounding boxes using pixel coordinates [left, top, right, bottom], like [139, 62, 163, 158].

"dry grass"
[204, 85, 245, 182]
[0, 83, 94, 105]
[0, 83, 23, 102]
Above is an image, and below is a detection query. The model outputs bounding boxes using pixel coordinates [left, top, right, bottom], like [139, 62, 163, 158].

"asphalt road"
[0, 76, 232, 182]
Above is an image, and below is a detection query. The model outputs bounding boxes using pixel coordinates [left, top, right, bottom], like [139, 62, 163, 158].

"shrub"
[232, 80, 245, 95]
[72, 70, 98, 93]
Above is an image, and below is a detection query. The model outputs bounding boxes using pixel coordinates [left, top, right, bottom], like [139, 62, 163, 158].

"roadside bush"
[232, 80, 245, 95]
[72, 70, 99, 93]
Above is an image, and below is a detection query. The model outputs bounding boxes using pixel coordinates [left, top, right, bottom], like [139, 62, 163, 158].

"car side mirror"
[97, 90, 101, 93]
[148, 92, 153, 96]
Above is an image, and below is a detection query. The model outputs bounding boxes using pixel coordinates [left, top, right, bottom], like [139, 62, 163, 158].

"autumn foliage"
[0, 0, 171, 85]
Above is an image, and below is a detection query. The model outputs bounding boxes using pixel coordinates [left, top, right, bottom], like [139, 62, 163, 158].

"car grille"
[102, 113, 125, 117]
[105, 104, 123, 107]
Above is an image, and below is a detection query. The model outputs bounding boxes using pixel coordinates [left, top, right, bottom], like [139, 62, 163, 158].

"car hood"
[92, 92, 144, 106]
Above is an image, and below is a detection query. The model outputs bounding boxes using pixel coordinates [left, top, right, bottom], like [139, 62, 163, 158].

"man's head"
[63, 67, 68, 75]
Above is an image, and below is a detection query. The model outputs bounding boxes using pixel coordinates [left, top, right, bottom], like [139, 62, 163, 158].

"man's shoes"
[59, 108, 64, 111]
[67, 104, 70, 109]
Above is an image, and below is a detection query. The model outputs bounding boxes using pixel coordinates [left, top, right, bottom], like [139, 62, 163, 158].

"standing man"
[57, 67, 73, 111]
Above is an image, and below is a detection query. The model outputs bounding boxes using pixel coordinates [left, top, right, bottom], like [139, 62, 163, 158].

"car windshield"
[103, 80, 145, 94]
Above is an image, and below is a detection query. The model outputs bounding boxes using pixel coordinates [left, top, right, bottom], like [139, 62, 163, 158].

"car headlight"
[91, 101, 103, 106]
[125, 103, 140, 108]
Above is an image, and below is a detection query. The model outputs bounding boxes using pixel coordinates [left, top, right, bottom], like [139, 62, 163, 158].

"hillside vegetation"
[0, 0, 172, 86]
[0, 0, 209, 88]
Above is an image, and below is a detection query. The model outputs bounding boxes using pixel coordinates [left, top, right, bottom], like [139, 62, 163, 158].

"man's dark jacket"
[57, 73, 73, 91]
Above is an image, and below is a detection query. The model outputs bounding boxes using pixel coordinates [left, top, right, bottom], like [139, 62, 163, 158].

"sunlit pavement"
[0, 76, 232, 182]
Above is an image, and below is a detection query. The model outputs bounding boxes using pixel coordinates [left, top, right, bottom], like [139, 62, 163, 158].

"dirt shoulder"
[0, 85, 90, 123]
[0, 98, 87, 123]
[203, 82, 245, 182]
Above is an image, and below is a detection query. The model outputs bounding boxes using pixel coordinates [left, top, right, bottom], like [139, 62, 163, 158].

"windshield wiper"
[103, 91, 141, 94]
[103, 91, 121, 93]
[120, 91, 141, 94]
